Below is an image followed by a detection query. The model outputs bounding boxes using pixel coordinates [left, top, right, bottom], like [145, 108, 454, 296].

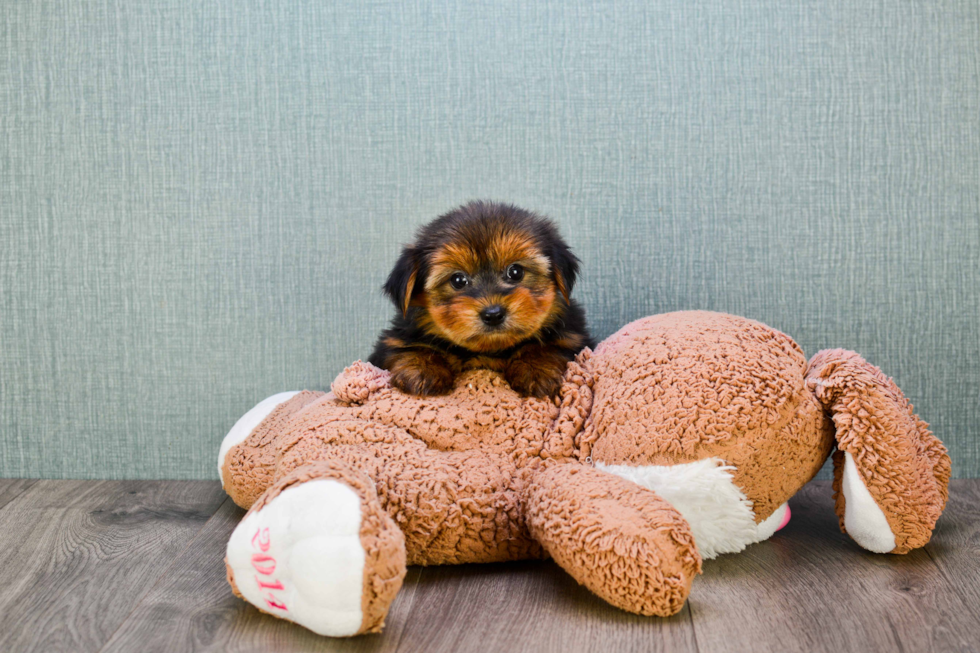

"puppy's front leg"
[386, 348, 459, 396]
[504, 343, 571, 398]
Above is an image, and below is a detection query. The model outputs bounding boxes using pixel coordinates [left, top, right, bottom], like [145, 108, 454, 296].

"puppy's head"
[384, 201, 579, 353]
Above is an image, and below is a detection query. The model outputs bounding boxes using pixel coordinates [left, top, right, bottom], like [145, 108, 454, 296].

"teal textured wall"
[1, 0, 978, 479]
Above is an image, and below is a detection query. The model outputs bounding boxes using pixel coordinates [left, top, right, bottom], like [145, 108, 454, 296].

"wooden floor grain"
[101, 499, 424, 653]
[924, 481, 980, 622]
[0, 479, 977, 653]
[688, 482, 979, 653]
[0, 478, 38, 510]
[0, 480, 225, 653]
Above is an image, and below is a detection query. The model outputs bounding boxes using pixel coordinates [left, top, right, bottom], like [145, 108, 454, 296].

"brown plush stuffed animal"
[219, 311, 949, 637]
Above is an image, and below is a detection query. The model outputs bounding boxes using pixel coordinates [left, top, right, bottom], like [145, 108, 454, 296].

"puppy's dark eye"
[505, 264, 524, 282]
[449, 272, 470, 290]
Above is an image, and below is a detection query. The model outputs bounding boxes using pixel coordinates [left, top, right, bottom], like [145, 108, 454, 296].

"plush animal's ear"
[383, 246, 421, 316]
[550, 239, 580, 303]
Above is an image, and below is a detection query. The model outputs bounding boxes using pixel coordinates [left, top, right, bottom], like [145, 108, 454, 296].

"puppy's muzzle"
[480, 305, 507, 327]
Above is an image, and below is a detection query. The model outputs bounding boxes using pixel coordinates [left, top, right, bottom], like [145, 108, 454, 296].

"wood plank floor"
[1, 479, 977, 653]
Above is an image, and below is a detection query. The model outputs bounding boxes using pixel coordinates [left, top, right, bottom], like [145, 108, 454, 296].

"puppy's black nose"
[480, 305, 507, 326]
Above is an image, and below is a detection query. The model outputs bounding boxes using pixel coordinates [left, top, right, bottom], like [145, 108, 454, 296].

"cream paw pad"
[225, 464, 407, 636]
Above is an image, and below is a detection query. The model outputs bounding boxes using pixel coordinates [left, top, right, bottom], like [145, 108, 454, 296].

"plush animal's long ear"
[383, 246, 421, 316]
[550, 239, 580, 303]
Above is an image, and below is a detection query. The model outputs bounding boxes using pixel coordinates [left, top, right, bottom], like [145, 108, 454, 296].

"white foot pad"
[218, 391, 300, 482]
[226, 479, 366, 636]
[841, 451, 897, 553]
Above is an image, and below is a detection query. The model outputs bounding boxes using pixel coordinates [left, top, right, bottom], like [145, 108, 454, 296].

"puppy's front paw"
[505, 345, 569, 398]
[388, 349, 457, 396]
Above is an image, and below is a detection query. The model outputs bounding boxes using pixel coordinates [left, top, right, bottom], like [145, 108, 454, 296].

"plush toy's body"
[219, 311, 949, 637]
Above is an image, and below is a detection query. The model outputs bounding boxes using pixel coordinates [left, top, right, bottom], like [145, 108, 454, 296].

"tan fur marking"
[554, 268, 570, 303]
[431, 242, 479, 275]
[401, 269, 417, 315]
[554, 332, 585, 351]
[504, 286, 556, 338]
[488, 230, 539, 270]
[423, 282, 558, 352]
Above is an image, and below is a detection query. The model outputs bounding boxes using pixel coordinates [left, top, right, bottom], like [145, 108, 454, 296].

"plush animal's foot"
[808, 349, 950, 554]
[218, 391, 300, 481]
[219, 390, 328, 508]
[835, 451, 896, 552]
[828, 449, 911, 554]
[225, 464, 406, 636]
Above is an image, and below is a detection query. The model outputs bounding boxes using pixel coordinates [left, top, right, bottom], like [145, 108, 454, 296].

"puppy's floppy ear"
[383, 245, 421, 316]
[549, 239, 580, 303]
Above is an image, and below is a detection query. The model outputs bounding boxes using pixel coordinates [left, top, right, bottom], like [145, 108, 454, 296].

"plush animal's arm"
[523, 463, 702, 616]
[806, 349, 950, 554]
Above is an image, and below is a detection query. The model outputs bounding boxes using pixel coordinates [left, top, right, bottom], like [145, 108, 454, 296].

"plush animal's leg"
[807, 349, 951, 553]
[220, 390, 327, 508]
[523, 464, 702, 617]
[225, 461, 406, 637]
[227, 443, 545, 637]
[278, 439, 544, 565]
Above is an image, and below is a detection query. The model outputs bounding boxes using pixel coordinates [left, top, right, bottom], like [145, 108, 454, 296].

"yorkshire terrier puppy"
[369, 201, 594, 398]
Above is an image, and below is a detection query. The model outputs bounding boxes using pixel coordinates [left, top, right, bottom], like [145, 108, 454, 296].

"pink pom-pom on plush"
[776, 504, 792, 531]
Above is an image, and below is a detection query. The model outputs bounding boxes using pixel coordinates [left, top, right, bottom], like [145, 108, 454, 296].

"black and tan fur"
[369, 201, 594, 398]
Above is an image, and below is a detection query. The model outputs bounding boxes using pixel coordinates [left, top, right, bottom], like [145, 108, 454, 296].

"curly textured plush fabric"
[222, 390, 324, 508]
[524, 464, 701, 616]
[585, 311, 835, 520]
[221, 311, 950, 632]
[806, 349, 950, 553]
